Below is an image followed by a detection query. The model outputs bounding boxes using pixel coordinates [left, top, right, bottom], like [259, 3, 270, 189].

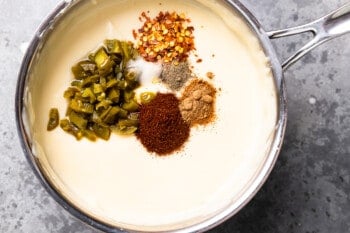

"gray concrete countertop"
[1, 0, 349, 232]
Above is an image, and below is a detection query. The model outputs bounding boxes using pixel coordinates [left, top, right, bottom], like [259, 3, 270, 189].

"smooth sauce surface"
[25, 0, 278, 231]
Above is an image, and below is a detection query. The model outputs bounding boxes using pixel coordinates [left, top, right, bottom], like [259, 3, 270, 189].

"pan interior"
[22, 0, 278, 231]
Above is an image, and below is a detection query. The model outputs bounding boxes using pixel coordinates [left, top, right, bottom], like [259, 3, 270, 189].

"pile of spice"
[180, 79, 216, 126]
[160, 61, 193, 91]
[137, 93, 190, 155]
[134, 11, 195, 63]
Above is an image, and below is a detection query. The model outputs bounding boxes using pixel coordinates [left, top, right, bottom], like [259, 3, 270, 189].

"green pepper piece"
[122, 100, 139, 112]
[94, 47, 114, 76]
[65, 107, 73, 117]
[140, 92, 156, 104]
[96, 92, 106, 102]
[96, 99, 112, 111]
[115, 125, 138, 135]
[106, 79, 118, 89]
[83, 129, 97, 141]
[92, 111, 103, 125]
[124, 70, 138, 82]
[100, 76, 107, 86]
[69, 99, 94, 114]
[108, 88, 120, 103]
[127, 81, 139, 90]
[128, 112, 139, 121]
[88, 53, 95, 62]
[106, 75, 114, 81]
[93, 83, 103, 94]
[99, 106, 112, 119]
[94, 47, 109, 68]
[71, 60, 97, 79]
[60, 119, 83, 140]
[118, 108, 128, 118]
[81, 87, 96, 103]
[92, 123, 111, 140]
[124, 70, 140, 89]
[123, 91, 135, 102]
[73, 92, 91, 103]
[71, 65, 86, 79]
[64, 87, 80, 99]
[47, 108, 59, 131]
[118, 119, 139, 127]
[60, 119, 70, 130]
[81, 75, 100, 88]
[120, 41, 133, 62]
[115, 119, 138, 135]
[69, 111, 88, 129]
[71, 64, 86, 80]
[102, 106, 120, 124]
[71, 80, 82, 88]
[105, 39, 122, 54]
[110, 54, 122, 65]
[117, 80, 127, 90]
[80, 60, 97, 74]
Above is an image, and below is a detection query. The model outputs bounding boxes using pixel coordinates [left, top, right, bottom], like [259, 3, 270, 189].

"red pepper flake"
[206, 72, 215, 79]
[134, 11, 196, 63]
[132, 29, 137, 40]
[141, 11, 151, 21]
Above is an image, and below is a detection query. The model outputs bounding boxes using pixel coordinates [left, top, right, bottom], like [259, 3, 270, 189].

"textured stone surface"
[1, 0, 350, 232]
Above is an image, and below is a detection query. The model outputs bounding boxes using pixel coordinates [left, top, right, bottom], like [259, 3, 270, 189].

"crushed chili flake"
[134, 11, 195, 63]
[206, 72, 215, 79]
[132, 29, 137, 40]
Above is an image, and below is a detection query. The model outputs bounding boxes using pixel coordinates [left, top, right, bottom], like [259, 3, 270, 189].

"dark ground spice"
[160, 61, 193, 91]
[137, 93, 190, 155]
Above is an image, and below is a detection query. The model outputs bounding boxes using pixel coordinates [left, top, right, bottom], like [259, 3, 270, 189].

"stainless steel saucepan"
[15, 0, 350, 232]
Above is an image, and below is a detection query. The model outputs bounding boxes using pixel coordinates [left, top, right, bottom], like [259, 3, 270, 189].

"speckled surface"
[1, 0, 350, 232]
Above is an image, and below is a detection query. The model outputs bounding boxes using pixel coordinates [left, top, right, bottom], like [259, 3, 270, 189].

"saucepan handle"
[267, 3, 350, 71]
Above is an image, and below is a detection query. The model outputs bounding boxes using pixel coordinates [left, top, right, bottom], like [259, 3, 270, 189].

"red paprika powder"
[137, 93, 190, 155]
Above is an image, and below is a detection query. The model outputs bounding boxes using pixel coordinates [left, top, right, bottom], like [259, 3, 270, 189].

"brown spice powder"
[180, 79, 216, 126]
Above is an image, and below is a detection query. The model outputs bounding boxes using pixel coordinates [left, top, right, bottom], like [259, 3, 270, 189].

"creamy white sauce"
[25, 0, 278, 231]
